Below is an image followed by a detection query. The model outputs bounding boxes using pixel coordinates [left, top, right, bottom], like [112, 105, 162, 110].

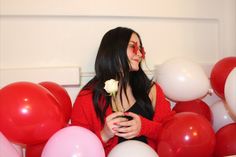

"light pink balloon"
[12, 143, 23, 157]
[41, 126, 105, 157]
[0, 132, 21, 157]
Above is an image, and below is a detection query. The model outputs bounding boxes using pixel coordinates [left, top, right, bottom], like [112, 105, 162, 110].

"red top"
[71, 83, 174, 155]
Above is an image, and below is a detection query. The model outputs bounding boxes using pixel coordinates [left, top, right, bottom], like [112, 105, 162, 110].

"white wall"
[0, 0, 236, 103]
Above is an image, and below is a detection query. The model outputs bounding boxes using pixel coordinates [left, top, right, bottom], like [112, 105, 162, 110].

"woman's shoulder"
[149, 82, 156, 94]
[149, 82, 157, 108]
[149, 82, 162, 94]
[78, 78, 97, 96]
[73, 88, 93, 104]
[151, 82, 166, 94]
[149, 82, 167, 107]
[80, 88, 93, 95]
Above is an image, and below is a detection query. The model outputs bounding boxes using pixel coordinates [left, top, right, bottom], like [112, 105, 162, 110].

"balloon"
[210, 100, 234, 132]
[155, 58, 210, 102]
[157, 112, 215, 157]
[41, 126, 105, 157]
[173, 99, 213, 124]
[26, 142, 46, 157]
[214, 123, 236, 157]
[108, 140, 158, 157]
[224, 68, 236, 118]
[0, 82, 66, 144]
[210, 57, 236, 99]
[39, 81, 72, 123]
[12, 143, 24, 157]
[0, 132, 20, 157]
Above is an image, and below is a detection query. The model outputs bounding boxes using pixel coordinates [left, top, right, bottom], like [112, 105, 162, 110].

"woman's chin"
[130, 67, 139, 71]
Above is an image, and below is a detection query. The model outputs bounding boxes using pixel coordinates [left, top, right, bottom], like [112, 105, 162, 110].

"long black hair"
[83, 27, 154, 124]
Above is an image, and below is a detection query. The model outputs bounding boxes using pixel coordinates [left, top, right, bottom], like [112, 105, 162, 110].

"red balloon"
[214, 123, 236, 157]
[26, 142, 46, 157]
[210, 57, 236, 99]
[157, 112, 215, 157]
[173, 99, 213, 124]
[39, 81, 72, 123]
[0, 82, 66, 145]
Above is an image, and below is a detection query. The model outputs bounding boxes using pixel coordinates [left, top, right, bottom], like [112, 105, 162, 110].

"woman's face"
[127, 33, 143, 71]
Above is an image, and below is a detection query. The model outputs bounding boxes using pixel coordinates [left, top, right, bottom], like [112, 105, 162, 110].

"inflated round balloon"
[25, 142, 46, 157]
[0, 82, 66, 144]
[155, 58, 210, 102]
[157, 112, 215, 157]
[224, 68, 236, 118]
[210, 57, 236, 99]
[173, 99, 213, 124]
[210, 100, 234, 132]
[0, 132, 21, 157]
[214, 123, 236, 157]
[41, 126, 105, 157]
[39, 81, 72, 123]
[108, 140, 158, 157]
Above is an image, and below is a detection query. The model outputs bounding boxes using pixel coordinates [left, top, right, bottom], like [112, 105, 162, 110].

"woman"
[71, 27, 174, 155]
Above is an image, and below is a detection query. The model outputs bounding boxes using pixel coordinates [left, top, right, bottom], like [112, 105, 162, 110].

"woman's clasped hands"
[101, 112, 142, 142]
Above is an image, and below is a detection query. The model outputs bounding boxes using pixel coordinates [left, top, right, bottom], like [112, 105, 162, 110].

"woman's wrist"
[100, 129, 113, 143]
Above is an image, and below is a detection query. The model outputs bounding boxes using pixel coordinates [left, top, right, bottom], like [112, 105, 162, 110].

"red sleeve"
[70, 90, 117, 151]
[139, 83, 175, 140]
[70, 90, 93, 130]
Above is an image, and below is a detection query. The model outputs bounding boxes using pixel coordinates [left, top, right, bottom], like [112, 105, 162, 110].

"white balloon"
[108, 140, 158, 157]
[155, 58, 210, 102]
[225, 68, 236, 117]
[210, 100, 234, 132]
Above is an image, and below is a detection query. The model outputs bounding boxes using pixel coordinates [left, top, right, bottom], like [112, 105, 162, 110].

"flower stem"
[111, 95, 119, 112]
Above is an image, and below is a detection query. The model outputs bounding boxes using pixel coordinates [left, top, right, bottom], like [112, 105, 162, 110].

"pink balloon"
[12, 144, 23, 157]
[42, 126, 105, 157]
[0, 132, 20, 157]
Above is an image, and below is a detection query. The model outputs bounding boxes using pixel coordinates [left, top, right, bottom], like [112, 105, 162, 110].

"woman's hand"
[114, 112, 141, 139]
[100, 112, 127, 143]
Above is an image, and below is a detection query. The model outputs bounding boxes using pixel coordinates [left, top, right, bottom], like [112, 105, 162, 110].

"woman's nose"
[136, 49, 142, 57]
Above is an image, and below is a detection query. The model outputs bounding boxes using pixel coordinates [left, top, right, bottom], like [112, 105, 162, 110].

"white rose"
[104, 79, 119, 96]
